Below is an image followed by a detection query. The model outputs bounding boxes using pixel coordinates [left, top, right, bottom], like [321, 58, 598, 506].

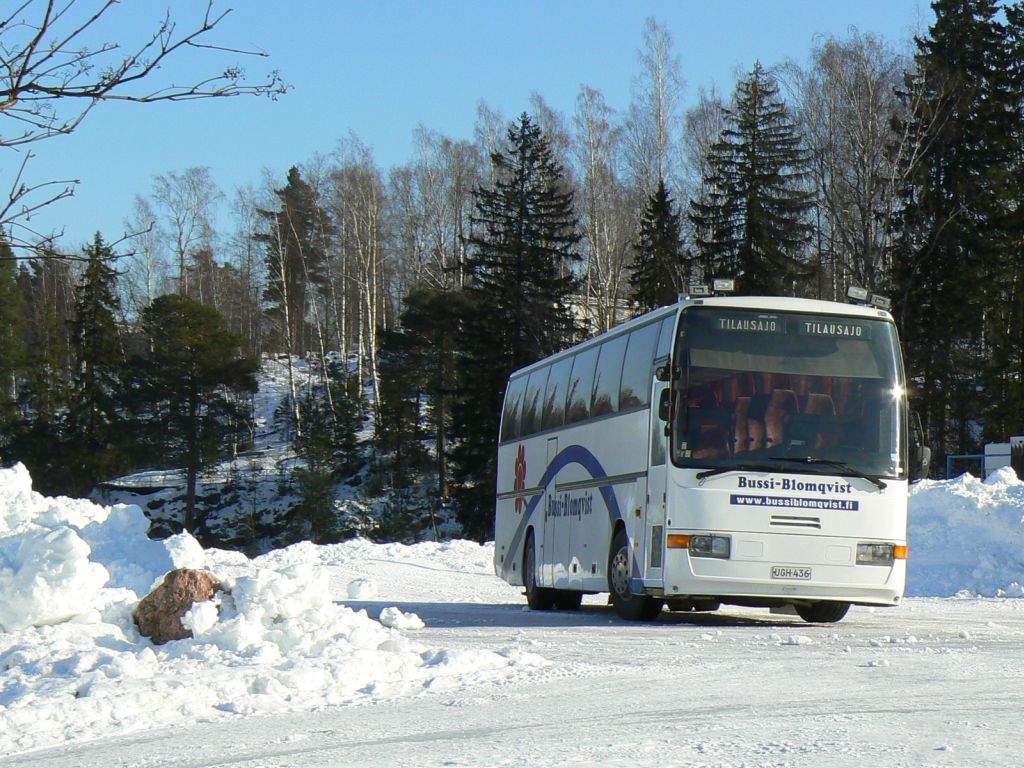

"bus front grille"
[769, 515, 822, 529]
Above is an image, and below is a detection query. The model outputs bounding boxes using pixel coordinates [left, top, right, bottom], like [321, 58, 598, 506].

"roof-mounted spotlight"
[688, 283, 711, 298]
[847, 285, 869, 303]
[869, 294, 892, 311]
[712, 277, 735, 294]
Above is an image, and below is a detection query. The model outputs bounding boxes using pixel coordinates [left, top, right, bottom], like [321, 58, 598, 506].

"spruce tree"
[396, 286, 468, 505]
[8, 256, 76, 493]
[290, 358, 364, 544]
[891, 0, 1011, 466]
[982, 2, 1024, 444]
[375, 329, 429, 490]
[465, 113, 582, 369]
[688, 62, 813, 295]
[629, 178, 686, 312]
[292, 394, 342, 544]
[259, 167, 330, 355]
[0, 242, 26, 449]
[65, 234, 128, 495]
[453, 113, 581, 538]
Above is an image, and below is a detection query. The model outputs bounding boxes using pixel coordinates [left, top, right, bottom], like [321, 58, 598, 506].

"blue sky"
[18, 0, 932, 252]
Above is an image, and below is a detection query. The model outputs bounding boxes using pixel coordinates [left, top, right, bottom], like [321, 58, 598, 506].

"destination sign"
[798, 320, 872, 339]
[714, 315, 784, 334]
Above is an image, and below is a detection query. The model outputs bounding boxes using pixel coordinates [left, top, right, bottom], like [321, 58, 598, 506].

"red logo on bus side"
[514, 444, 527, 513]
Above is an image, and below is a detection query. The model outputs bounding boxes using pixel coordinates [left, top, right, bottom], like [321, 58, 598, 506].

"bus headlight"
[690, 535, 731, 559]
[856, 542, 906, 565]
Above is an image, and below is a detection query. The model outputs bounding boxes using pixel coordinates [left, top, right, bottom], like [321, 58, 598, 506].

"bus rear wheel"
[795, 601, 850, 623]
[608, 529, 663, 621]
[523, 531, 555, 611]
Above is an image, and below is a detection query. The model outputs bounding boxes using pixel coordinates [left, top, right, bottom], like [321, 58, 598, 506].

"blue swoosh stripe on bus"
[501, 444, 625, 580]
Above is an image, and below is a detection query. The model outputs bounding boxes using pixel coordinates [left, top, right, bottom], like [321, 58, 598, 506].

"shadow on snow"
[339, 599, 813, 630]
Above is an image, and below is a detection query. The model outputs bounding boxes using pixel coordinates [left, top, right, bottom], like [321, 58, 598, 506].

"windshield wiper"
[767, 456, 888, 491]
[695, 463, 781, 482]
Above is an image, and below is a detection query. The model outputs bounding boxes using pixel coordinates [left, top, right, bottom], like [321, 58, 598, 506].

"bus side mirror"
[658, 388, 671, 422]
[655, 365, 670, 382]
[909, 410, 931, 480]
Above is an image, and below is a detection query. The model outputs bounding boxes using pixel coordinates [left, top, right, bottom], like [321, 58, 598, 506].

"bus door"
[542, 436, 565, 587]
[645, 379, 669, 588]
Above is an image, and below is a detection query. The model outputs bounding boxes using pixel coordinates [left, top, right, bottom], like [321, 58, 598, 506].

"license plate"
[771, 566, 812, 580]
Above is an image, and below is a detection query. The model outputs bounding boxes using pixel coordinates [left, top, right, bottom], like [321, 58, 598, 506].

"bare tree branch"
[1, 0, 288, 248]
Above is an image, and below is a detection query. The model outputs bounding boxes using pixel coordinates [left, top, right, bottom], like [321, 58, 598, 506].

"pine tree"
[688, 62, 813, 295]
[629, 178, 686, 312]
[453, 113, 581, 538]
[891, 0, 1011, 467]
[131, 295, 257, 540]
[65, 234, 128, 495]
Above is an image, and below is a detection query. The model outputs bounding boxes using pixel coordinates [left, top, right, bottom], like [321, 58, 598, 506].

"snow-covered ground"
[2, 463, 1024, 766]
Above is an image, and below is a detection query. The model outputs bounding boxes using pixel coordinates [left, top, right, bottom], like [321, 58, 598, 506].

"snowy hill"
[95, 354, 432, 550]
[2, 462, 1024, 761]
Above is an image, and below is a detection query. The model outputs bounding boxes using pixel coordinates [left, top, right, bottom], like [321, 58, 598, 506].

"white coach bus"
[493, 289, 929, 623]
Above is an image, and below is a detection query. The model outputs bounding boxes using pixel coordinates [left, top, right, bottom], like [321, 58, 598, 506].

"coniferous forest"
[2, 2, 1024, 545]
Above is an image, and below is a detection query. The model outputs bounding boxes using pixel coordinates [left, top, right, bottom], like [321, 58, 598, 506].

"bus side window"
[592, 334, 627, 417]
[655, 316, 674, 359]
[541, 357, 572, 431]
[500, 377, 528, 442]
[565, 346, 599, 424]
[620, 322, 660, 409]
[520, 368, 549, 436]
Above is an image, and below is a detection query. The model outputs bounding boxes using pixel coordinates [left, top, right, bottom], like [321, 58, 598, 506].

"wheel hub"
[610, 547, 630, 597]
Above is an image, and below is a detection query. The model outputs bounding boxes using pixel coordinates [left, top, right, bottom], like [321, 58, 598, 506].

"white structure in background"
[984, 437, 1024, 477]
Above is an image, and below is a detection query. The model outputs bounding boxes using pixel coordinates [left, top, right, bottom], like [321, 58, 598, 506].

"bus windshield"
[672, 307, 906, 479]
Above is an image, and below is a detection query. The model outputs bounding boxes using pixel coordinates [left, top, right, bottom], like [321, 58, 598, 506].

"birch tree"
[330, 136, 390, 421]
[788, 31, 909, 298]
[151, 167, 222, 298]
[624, 18, 685, 195]
[573, 85, 632, 331]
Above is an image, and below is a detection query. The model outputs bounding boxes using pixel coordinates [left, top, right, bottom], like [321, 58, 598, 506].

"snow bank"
[0, 463, 174, 631]
[4, 461, 1024, 756]
[907, 466, 1024, 597]
[0, 464, 546, 756]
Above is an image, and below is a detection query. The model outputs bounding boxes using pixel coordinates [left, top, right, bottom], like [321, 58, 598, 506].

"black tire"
[523, 531, 555, 610]
[553, 590, 583, 611]
[795, 601, 850, 623]
[608, 528, 663, 621]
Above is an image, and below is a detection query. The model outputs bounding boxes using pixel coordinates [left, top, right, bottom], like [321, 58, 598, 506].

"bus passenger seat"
[688, 385, 729, 459]
[734, 396, 767, 454]
[803, 393, 837, 450]
[733, 397, 751, 454]
[764, 389, 798, 450]
[804, 393, 835, 415]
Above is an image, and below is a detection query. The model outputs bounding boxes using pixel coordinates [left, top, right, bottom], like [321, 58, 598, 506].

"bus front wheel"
[608, 529, 663, 621]
[795, 601, 850, 623]
[523, 531, 555, 611]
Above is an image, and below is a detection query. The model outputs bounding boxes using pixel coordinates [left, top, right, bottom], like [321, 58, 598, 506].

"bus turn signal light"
[667, 534, 690, 549]
[894, 545, 908, 560]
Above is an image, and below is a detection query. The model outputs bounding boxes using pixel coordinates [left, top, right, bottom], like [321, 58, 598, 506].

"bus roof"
[508, 295, 894, 381]
[685, 294, 894, 321]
